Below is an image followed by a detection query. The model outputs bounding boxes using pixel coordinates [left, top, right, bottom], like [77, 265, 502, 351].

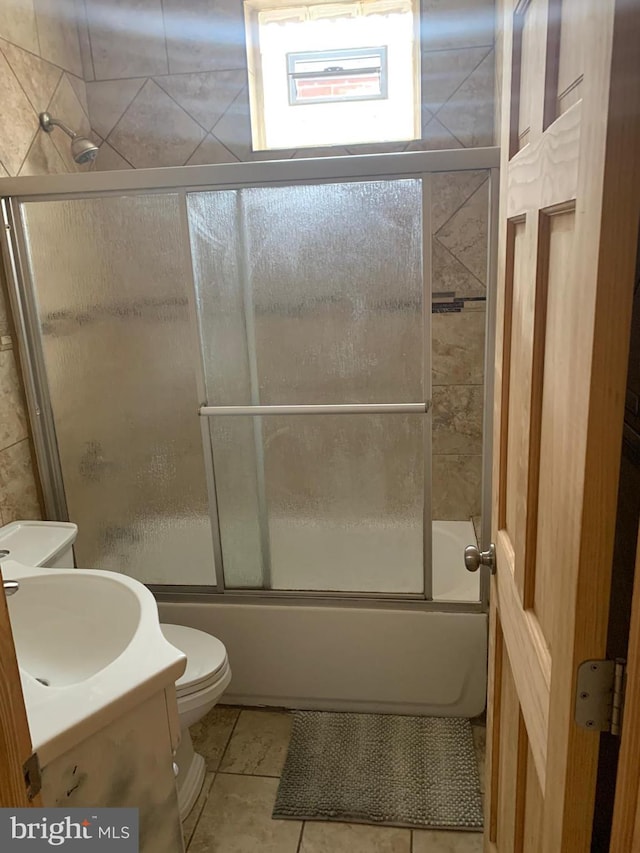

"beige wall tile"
[437, 179, 489, 283]
[0, 0, 39, 54]
[431, 170, 489, 233]
[75, 0, 94, 80]
[0, 438, 42, 522]
[421, 0, 494, 51]
[189, 774, 302, 853]
[432, 453, 482, 520]
[19, 127, 66, 174]
[154, 69, 246, 131]
[187, 133, 238, 165]
[432, 310, 485, 385]
[432, 241, 485, 299]
[190, 705, 240, 771]
[0, 48, 38, 175]
[163, 0, 247, 74]
[432, 385, 483, 455]
[92, 139, 132, 170]
[406, 118, 463, 151]
[0, 38, 62, 112]
[108, 79, 205, 167]
[300, 822, 411, 853]
[33, 0, 83, 76]
[422, 47, 490, 113]
[0, 350, 29, 448]
[86, 0, 168, 79]
[66, 71, 89, 115]
[437, 51, 494, 148]
[219, 710, 293, 777]
[412, 830, 483, 852]
[86, 78, 145, 139]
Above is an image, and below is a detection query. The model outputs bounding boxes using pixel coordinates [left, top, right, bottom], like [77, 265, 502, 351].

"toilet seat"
[160, 623, 228, 697]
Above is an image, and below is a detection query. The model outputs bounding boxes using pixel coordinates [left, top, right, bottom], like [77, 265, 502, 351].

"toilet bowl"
[0, 520, 231, 821]
[161, 624, 232, 819]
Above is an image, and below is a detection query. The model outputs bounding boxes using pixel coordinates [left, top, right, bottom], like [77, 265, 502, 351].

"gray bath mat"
[273, 711, 483, 831]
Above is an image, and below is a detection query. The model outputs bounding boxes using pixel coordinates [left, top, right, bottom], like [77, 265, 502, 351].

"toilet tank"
[0, 520, 78, 568]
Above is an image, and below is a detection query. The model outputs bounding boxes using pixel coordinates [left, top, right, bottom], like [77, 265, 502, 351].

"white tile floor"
[184, 707, 485, 852]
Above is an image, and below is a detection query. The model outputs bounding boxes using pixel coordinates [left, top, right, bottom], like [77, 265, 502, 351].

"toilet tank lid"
[0, 520, 78, 566]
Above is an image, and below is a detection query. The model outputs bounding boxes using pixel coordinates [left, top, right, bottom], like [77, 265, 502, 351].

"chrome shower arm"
[39, 112, 77, 139]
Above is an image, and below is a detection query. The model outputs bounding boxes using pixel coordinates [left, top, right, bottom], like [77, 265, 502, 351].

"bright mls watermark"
[0, 809, 138, 851]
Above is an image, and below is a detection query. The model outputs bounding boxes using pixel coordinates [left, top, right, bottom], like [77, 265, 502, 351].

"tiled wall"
[431, 171, 487, 519]
[77, 0, 495, 170]
[0, 0, 93, 523]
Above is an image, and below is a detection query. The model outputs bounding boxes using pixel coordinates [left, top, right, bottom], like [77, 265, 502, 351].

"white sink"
[3, 560, 186, 766]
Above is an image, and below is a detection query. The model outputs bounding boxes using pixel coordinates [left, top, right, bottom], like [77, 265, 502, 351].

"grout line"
[152, 77, 212, 135]
[295, 821, 305, 853]
[208, 132, 241, 164]
[429, 47, 493, 123]
[85, 65, 248, 84]
[0, 39, 63, 116]
[71, 0, 86, 82]
[216, 769, 284, 780]
[32, 3, 42, 59]
[83, 0, 97, 81]
[0, 436, 32, 455]
[433, 175, 490, 238]
[0, 35, 75, 80]
[214, 710, 242, 771]
[184, 772, 215, 850]
[102, 78, 149, 150]
[432, 232, 487, 291]
[158, 0, 171, 76]
[420, 43, 495, 56]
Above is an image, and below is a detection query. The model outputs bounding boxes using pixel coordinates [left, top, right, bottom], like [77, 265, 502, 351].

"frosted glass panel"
[188, 179, 425, 592]
[21, 194, 215, 586]
[215, 414, 424, 593]
[188, 180, 424, 405]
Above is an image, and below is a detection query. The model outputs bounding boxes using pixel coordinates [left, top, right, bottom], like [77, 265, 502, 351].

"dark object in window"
[287, 47, 388, 105]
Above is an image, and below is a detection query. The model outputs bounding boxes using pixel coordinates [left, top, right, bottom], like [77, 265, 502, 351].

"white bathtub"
[158, 519, 486, 717]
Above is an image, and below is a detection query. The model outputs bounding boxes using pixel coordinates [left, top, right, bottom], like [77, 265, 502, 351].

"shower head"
[39, 111, 99, 165]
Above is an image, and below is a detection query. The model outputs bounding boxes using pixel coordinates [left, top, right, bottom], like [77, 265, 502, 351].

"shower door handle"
[199, 402, 431, 416]
[464, 543, 496, 574]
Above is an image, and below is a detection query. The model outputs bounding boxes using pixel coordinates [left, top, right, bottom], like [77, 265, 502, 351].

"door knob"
[464, 543, 496, 574]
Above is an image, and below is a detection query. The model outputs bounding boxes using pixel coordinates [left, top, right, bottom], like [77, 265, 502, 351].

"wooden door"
[486, 1, 640, 851]
[0, 565, 39, 807]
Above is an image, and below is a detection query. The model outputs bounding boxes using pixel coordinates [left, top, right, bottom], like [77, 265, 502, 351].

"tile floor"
[184, 707, 486, 853]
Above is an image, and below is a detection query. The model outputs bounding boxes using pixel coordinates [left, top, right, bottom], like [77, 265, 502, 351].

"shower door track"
[0, 148, 499, 613]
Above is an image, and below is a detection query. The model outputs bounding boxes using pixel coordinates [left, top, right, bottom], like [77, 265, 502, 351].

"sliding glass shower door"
[187, 179, 428, 593]
[19, 194, 216, 585]
[14, 166, 441, 596]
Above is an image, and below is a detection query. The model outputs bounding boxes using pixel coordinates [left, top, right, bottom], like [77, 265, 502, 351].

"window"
[244, 0, 420, 151]
[287, 47, 388, 104]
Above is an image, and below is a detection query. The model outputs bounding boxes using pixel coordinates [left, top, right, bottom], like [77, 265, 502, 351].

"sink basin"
[3, 560, 186, 766]
[8, 573, 141, 686]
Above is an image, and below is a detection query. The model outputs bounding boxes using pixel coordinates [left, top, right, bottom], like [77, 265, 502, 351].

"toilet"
[0, 519, 231, 821]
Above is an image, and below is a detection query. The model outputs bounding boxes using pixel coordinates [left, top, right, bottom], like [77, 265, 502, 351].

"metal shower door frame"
[0, 148, 499, 612]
